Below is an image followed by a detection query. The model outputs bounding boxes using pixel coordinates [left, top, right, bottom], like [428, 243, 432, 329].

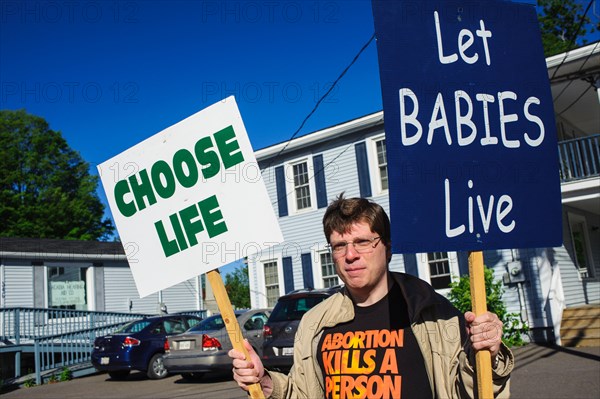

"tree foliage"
[225, 264, 251, 309]
[0, 109, 114, 240]
[448, 267, 529, 347]
[538, 0, 598, 57]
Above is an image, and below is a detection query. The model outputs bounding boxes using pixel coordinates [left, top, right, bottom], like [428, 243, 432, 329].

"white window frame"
[44, 263, 93, 311]
[284, 157, 316, 215]
[260, 258, 283, 308]
[368, 134, 388, 195]
[314, 249, 340, 289]
[416, 251, 460, 295]
[568, 212, 595, 279]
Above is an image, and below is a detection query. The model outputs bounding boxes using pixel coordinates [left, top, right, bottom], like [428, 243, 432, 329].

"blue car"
[91, 314, 202, 380]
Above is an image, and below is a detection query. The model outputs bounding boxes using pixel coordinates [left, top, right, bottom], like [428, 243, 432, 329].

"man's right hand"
[228, 339, 273, 397]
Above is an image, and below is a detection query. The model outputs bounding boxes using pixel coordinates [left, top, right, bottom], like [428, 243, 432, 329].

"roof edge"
[255, 111, 384, 161]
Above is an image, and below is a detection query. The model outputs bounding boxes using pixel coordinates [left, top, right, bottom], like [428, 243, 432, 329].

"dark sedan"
[163, 309, 270, 380]
[262, 286, 341, 371]
[91, 314, 202, 380]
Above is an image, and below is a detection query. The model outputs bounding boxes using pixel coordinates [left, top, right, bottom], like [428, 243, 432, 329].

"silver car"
[163, 308, 271, 380]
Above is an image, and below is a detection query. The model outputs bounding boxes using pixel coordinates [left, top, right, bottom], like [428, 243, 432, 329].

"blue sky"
[0, 1, 381, 160]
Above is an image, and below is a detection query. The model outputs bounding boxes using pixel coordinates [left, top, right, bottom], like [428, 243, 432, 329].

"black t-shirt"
[317, 283, 433, 399]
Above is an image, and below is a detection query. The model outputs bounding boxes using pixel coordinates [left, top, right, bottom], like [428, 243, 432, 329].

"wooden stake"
[206, 269, 265, 399]
[468, 251, 494, 399]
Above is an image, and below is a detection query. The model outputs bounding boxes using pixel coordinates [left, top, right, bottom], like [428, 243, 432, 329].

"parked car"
[163, 308, 271, 380]
[261, 286, 342, 371]
[91, 314, 202, 380]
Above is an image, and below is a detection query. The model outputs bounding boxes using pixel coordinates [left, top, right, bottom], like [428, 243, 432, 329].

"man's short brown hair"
[322, 193, 391, 247]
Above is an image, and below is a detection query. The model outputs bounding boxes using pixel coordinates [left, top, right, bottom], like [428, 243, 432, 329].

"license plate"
[179, 341, 192, 350]
[282, 347, 293, 356]
[100, 357, 110, 365]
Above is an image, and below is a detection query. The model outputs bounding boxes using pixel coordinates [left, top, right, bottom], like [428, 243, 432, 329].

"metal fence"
[32, 322, 126, 385]
[558, 134, 600, 182]
[0, 307, 150, 344]
[0, 307, 150, 383]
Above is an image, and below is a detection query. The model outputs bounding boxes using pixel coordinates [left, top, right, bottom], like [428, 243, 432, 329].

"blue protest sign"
[372, 0, 563, 253]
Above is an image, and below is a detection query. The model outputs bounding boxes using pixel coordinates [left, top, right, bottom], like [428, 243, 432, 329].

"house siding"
[104, 265, 160, 314]
[3, 263, 34, 308]
[161, 277, 200, 313]
[557, 205, 600, 307]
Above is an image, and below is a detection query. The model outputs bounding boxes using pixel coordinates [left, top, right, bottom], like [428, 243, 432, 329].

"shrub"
[23, 378, 36, 388]
[59, 367, 72, 382]
[448, 267, 529, 347]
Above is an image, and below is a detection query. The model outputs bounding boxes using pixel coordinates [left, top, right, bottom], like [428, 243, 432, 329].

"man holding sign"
[230, 195, 513, 398]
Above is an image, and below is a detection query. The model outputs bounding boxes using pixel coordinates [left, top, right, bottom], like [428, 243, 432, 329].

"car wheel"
[108, 370, 130, 380]
[181, 372, 205, 381]
[147, 353, 168, 379]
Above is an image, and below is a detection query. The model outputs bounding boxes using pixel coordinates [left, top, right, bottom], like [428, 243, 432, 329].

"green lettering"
[170, 213, 188, 251]
[214, 126, 244, 169]
[155, 219, 179, 257]
[173, 149, 199, 188]
[199, 195, 228, 238]
[151, 160, 176, 199]
[180, 203, 205, 246]
[114, 179, 136, 217]
[129, 169, 157, 211]
[194, 136, 220, 179]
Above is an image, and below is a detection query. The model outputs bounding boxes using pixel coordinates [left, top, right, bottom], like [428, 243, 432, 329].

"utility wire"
[549, 0, 594, 81]
[261, 32, 376, 173]
[557, 83, 593, 116]
[552, 40, 600, 103]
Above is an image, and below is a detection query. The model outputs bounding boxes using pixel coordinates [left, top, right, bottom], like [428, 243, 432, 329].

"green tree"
[225, 264, 251, 309]
[0, 109, 114, 240]
[538, 0, 598, 57]
[448, 267, 529, 347]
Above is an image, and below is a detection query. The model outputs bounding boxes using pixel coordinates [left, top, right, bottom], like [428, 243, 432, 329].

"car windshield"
[269, 296, 328, 322]
[114, 319, 152, 333]
[189, 313, 241, 332]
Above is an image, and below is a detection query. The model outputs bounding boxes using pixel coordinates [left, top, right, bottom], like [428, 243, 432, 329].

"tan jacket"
[268, 272, 513, 398]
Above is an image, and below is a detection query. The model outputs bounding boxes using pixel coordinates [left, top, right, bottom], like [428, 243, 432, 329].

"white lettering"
[399, 88, 423, 146]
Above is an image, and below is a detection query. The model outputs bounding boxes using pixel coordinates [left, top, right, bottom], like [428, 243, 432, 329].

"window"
[47, 265, 88, 311]
[292, 161, 312, 210]
[264, 261, 280, 307]
[375, 138, 388, 191]
[368, 136, 388, 194]
[427, 252, 452, 290]
[244, 312, 269, 331]
[320, 252, 339, 288]
[417, 251, 459, 292]
[568, 213, 594, 278]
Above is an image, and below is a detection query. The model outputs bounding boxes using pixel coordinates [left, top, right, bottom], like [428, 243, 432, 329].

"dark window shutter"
[403, 253, 419, 277]
[355, 142, 372, 198]
[301, 253, 314, 289]
[283, 256, 294, 294]
[457, 251, 469, 276]
[275, 166, 288, 217]
[313, 154, 327, 208]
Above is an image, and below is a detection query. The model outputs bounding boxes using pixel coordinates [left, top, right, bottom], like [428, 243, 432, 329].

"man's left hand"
[465, 311, 503, 359]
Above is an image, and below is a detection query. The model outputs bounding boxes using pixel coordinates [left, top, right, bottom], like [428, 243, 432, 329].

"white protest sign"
[98, 97, 283, 297]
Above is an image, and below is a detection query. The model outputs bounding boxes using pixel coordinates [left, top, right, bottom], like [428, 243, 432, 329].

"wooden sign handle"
[468, 251, 494, 399]
[206, 270, 265, 399]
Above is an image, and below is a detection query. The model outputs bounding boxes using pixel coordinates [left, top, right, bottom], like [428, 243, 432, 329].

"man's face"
[329, 221, 389, 298]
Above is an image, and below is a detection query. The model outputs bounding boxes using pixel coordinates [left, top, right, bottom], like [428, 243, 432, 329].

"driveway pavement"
[1, 344, 599, 398]
[510, 344, 600, 399]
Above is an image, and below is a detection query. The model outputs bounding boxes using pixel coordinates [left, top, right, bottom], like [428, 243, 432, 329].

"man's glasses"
[327, 236, 382, 257]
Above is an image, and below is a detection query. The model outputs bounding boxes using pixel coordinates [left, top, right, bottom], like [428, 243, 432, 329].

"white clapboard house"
[1, 43, 598, 347]
[247, 41, 600, 346]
